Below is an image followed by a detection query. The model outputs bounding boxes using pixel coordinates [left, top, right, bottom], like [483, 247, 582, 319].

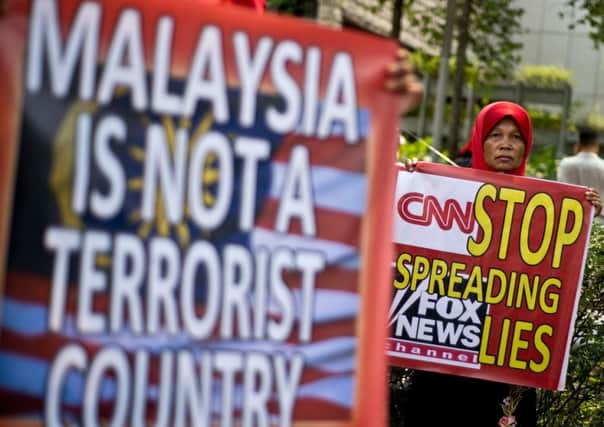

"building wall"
[514, 0, 604, 118]
[316, 0, 437, 54]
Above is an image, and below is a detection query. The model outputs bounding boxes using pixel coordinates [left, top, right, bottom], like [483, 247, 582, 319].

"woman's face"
[482, 118, 526, 172]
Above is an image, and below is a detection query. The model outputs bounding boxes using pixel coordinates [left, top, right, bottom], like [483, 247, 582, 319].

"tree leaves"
[536, 225, 604, 426]
[563, 0, 604, 48]
[405, 0, 524, 82]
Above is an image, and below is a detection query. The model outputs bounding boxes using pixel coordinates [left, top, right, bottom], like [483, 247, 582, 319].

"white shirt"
[558, 152, 604, 189]
[558, 151, 604, 217]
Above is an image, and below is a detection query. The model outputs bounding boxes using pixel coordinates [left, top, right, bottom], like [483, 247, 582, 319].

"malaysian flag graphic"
[0, 1, 406, 423]
[0, 81, 371, 423]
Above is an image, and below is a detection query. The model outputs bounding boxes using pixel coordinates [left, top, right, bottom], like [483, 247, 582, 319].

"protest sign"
[0, 0, 402, 425]
[388, 162, 593, 391]
[0, 4, 24, 304]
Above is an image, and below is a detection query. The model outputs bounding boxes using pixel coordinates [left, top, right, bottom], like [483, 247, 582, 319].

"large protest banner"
[388, 162, 593, 391]
[0, 0, 402, 425]
[0, 4, 25, 307]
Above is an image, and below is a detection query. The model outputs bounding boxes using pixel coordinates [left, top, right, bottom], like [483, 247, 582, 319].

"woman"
[403, 101, 601, 427]
[469, 100, 532, 174]
[465, 101, 601, 212]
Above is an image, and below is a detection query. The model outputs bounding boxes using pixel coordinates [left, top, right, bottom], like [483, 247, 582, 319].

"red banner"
[388, 162, 593, 390]
[0, 1, 402, 425]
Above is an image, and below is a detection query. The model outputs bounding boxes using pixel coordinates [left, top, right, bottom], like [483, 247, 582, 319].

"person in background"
[557, 125, 604, 218]
[403, 101, 601, 427]
[453, 140, 473, 167]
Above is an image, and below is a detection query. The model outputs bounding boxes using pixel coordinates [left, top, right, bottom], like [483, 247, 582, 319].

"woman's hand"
[404, 158, 418, 172]
[585, 188, 602, 217]
[385, 48, 423, 116]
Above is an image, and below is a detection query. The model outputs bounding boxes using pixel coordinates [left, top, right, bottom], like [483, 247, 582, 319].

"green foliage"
[515, 65, 573, 89]
[406, 0, 524, 82]
[388, 366, 413, 427]
[466, 0, 524, 80]
[408, 51, 440, 77]
[537, 225, 604, 426]
[563, 0, 604, 48]
[585, 105, 604, 132]
[397, 135, 435, 163]
[409, 51, 480, 86]
[527, 108, 563, 131]
[525, 145, 558, 180]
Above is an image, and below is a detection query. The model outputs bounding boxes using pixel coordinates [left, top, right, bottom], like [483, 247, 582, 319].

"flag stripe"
[268, 162, 367, 217]
[0, 351, 354, 413]
[274, 134, 367, 173]
[255, 198, 362, 248]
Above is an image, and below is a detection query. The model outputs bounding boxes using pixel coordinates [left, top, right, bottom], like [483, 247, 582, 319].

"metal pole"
[557, 85, 571, 158]
[417, 74, 430, 137]
[462, 84, 474, 141]
[431, 0, 457, 153]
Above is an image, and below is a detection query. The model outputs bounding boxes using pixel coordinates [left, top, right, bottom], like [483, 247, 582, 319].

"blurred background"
[271, 0, 604, 179]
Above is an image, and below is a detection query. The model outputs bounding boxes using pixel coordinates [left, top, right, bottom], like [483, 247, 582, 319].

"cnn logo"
[397, 192, 475, 233]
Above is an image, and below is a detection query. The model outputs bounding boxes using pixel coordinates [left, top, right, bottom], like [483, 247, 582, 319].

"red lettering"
[397, 192, 428, 225]
[397, 192, 475, 233]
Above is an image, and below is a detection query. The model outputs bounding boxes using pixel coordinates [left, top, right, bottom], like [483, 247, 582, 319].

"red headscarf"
[467, 101, 533, 176]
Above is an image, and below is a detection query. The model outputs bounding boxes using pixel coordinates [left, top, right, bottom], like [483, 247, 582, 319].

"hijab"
[467, 101, 533, 176]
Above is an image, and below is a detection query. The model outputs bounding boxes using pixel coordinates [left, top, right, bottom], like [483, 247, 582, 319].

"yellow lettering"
[427, 258, 448, 295]
[462, 265, 484, 301]
[498, 188, 526, 260]
[485, 268, 507, 304]
[520, 193, 555, 266]
[509, 320, 532, 370]
[539, 278, 561, 314]
[468, 184, 496, 256]
[411, 255, 430, 291]
[393, 253, 412, 289]
[553, 198, 583, 268]
[515, 274, 538, 310]
[505, 271, 517, 307]
[479, 316, 496, 365]
[447, 262, 466, 299]
[530, 324, 553, 373]
[497, 318, 511, 367]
